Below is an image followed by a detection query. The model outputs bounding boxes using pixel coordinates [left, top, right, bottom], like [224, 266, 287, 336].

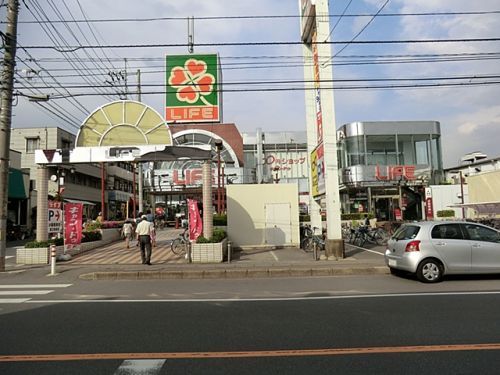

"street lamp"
[450, 170, 465, 219]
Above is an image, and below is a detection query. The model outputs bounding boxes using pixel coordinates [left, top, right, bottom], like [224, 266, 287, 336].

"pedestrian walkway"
[66, 228, 185, 265]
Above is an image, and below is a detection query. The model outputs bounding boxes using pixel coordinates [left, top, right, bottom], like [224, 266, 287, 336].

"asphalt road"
[1, 288, 500, 374]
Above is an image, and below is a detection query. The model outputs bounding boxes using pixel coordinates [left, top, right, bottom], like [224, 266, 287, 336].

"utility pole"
[137, 69, 144, 213]
[0, 0, 19, 272]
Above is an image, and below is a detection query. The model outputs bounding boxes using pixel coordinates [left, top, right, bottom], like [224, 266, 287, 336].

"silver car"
[384, 221, 500, 283]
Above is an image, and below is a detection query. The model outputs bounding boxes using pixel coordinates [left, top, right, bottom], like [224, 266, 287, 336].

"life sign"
[165, 54, 220, 123]
[375, 165, 416, 181]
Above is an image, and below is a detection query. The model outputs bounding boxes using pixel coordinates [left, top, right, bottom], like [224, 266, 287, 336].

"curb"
[79, 266, 389, 280]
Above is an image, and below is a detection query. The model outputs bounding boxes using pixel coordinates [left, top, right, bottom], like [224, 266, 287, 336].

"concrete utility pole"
[137, 69, 144, 213]
[0, 0, 19, 271]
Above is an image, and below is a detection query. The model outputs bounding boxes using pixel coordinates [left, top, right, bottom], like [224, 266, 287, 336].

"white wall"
[429, 184, 469, 219]
[226, 184, 300, 248]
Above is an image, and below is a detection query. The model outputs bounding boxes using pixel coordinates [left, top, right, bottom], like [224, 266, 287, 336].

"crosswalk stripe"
[0, 284, 71, 288]
[0, 298, 31, 303]
[114, 359, 166, 374]
[0, 290, 53, 295]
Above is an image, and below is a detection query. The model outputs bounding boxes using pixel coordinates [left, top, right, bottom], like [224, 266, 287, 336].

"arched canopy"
[76, 100, 172, 147]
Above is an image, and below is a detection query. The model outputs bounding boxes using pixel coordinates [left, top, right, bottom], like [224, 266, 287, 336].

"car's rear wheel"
[417, 259, 443, 283]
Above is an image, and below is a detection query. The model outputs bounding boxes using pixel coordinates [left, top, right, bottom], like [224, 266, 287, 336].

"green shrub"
[82, 231, 102, 242]
[25, 237, 64, 248]
[84, 221, 102, 231]
[437, 209, 455, 218]
[213, 214, 227, 226]
[299, 214, 310, 222]
[196, 229, 227, 243]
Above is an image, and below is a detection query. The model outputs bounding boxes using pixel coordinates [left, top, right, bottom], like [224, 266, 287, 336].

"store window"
[414, 135, 430, 165]
[344, 135, 365, 166]
[397, 134, 415, 165]
[365, 135, 397, 165]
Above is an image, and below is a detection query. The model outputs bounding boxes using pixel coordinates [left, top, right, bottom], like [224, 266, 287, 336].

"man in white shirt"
[135, 215, 152, 265]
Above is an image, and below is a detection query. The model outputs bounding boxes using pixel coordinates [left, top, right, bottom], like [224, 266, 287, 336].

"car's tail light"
[405, 240, 420, 252]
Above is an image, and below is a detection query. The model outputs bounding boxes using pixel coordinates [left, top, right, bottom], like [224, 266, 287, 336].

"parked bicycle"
[170, 227, 190, 256]
[300, 224, 325, 252]
[350, 225, 389, 247]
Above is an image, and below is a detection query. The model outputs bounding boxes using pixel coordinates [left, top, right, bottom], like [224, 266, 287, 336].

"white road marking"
[0, 298, 31, 303]
[6, 256, 14, 259]
[0, 284, 72, 288]
[23, 291, 500, 304]
[0, 290, 53, 295]
[270, 251, 279, 261]
[345, 243, 385, 256]
[114, 359, 166, 374]
[0, 284, 72, 304]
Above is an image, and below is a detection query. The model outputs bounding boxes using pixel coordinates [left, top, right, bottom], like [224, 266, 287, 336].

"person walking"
[121, 219, 134, 249]
[135, 215, 153, 265]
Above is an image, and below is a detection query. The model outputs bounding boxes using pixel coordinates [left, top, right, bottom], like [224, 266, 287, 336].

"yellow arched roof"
[76, 100, 172, 147]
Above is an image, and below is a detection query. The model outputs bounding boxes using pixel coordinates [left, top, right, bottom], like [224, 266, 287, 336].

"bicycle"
[301, 225, 325, 252]
[351, 226, 389, 247]
[170, 228, 190, 256]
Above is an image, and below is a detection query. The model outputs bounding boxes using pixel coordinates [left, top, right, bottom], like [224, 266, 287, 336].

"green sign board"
[165, 54, 220, 123]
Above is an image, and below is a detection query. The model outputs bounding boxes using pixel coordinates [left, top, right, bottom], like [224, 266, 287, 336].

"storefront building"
[337, 121, 443, 221]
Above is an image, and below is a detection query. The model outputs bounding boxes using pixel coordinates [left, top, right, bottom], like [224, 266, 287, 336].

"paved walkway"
[6, 227, 389, 280]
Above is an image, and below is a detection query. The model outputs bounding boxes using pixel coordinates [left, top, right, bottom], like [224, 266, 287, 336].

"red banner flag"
[187, 199, 203, 241]
[64, 203, 83, 247]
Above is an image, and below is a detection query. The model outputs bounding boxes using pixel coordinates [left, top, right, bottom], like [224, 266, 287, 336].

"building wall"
[428, 184, 469, 219]
[226, 184, 299, 248]
[468, 170, 500, 203]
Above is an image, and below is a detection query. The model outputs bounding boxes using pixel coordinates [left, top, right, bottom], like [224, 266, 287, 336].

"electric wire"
[8, 10, 500, 24]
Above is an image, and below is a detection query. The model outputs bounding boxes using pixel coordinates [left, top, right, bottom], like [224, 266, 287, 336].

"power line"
[18, 79, 500, 100]
[331, 0, 390, 59]
[20, 37, 500, 52]
[8, 10, 500, 24]
[325, 0, 353, 42]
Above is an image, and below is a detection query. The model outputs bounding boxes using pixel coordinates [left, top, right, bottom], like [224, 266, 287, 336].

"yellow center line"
[1, 343, 500, 362]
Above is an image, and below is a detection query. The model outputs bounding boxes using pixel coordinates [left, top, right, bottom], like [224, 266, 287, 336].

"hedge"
[437, 209, 455, 218]
[24, 230, 102, 248]
[196, 228, 227, 243]
[213, 214, 227, 226]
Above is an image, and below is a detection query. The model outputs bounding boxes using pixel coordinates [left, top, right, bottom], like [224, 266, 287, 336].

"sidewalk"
[3, 227, 389, 281]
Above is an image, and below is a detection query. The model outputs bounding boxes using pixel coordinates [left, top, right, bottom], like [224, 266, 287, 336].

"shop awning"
[8, 168, 27, 199]
[64, 198, 96, 206]
[449, 201, 500, 215]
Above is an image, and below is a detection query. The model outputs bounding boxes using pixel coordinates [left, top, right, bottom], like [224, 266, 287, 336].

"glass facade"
[338, 121, 443, 221]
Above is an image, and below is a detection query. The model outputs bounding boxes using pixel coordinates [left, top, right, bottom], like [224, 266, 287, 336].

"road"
[1, 276, 500, 374]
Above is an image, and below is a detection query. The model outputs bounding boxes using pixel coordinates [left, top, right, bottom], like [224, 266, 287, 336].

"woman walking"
[121, 219, 135, 249]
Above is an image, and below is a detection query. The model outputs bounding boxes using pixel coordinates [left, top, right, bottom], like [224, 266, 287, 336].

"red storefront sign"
[64, 203, 83, 247]
[375, 165, 416, 181]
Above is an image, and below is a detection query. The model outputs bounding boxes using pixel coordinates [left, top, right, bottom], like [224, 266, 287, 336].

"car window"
[463, 224, 500, 243]
[431, 224, 464, 240]
[392, 225, 420, 240]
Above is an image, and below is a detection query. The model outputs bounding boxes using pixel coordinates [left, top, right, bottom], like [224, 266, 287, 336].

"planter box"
[16, 229, 121, 264]
[16, 247, 51, 264]
[191, 238, 228, 263]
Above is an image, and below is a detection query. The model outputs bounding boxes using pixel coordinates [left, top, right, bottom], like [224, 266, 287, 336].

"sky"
[3, 0, 500, 167]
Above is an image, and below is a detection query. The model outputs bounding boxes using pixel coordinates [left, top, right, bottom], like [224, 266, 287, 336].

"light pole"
[214, 139, 223, 214]
[450, 170, 466, 219]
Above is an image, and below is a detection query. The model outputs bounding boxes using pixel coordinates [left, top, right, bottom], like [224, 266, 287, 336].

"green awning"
[8, 168, 27, 199]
